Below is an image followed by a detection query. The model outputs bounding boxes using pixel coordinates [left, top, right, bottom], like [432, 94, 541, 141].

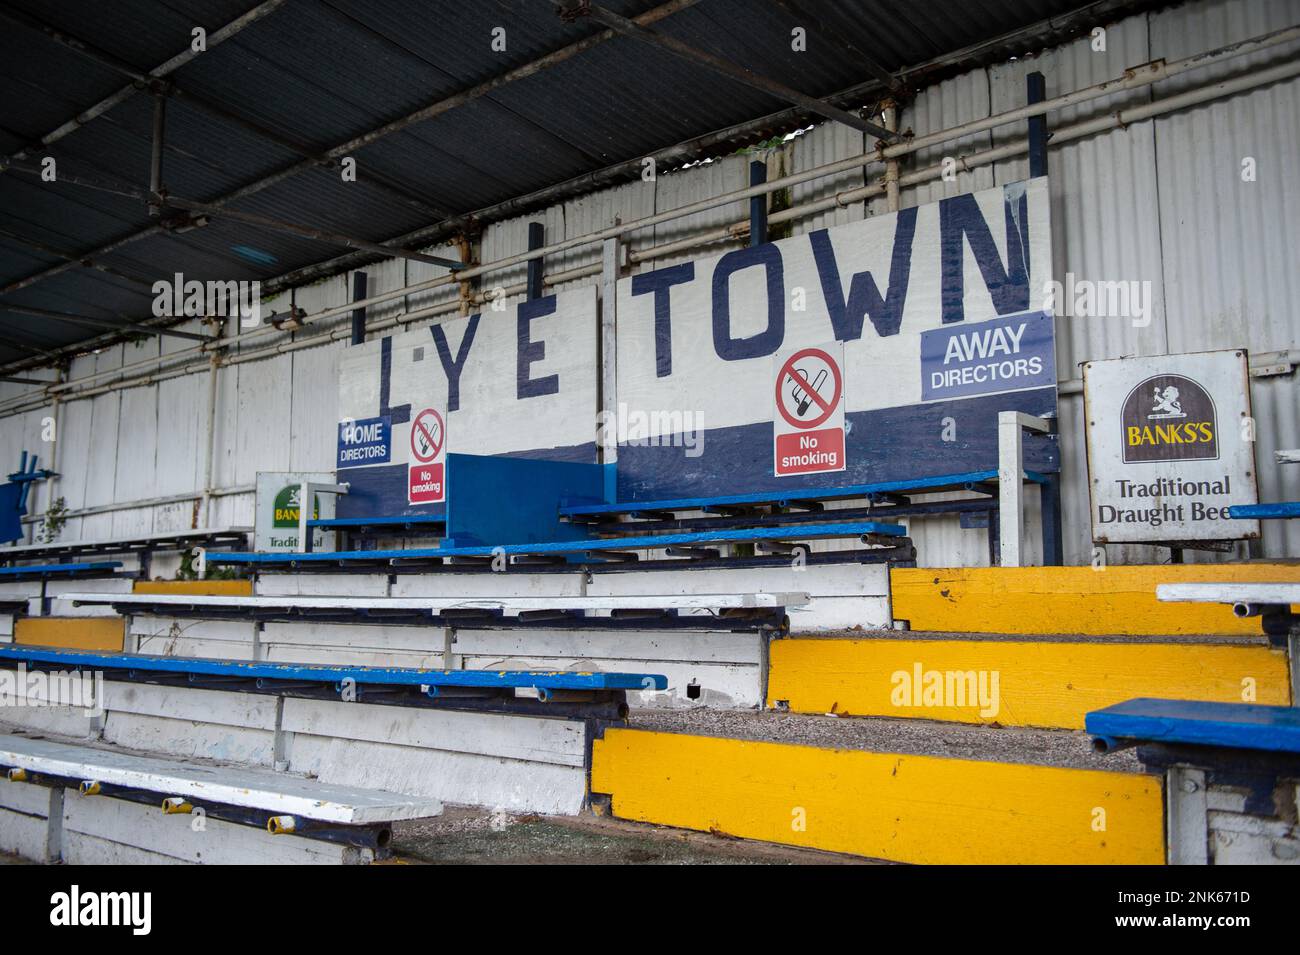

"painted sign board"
[335, 286, 599, 518]
[254, 471, 337, 553]
[614, 178, 1058, 501]
[1083, 349, 1260, 544]
[920, 309, 1055, 401]
[336, 415, 390, 468]
[773, 342, 846, 476]
[407, 406, 446, 504]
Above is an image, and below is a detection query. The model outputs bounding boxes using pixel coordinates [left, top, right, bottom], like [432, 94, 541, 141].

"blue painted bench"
[307, 516, 446, 531]
[0, 529, 248, 565]
[561, 468, 1052, 566]
[207, 520, 909, 572]
[1087, 698, 1300, 755]
[0, 561, 122, 580]
[1229, 502, 1300, 520]
[560, 468, 1049, 518]
[0, 644, 665, 693]
[62, 590, 806, 632]
[306, 515, 447, 549]
[1089, 698, 1300, 864]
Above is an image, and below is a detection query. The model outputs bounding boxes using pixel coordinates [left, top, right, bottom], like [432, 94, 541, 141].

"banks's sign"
[254, 472, 336, 552]
[1084, 350, 1260, 544]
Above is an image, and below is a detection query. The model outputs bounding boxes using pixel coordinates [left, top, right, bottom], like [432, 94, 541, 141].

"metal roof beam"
[1, 303, 214, 343]
[0, 0, 698, 306]
[62, 0, 1154, 301]
[0, 375, 56, 386]
[0, 226, 157, 292]
[557, 2, 900, 142]
[0, 159, 466, 274]
[770, 0, 902, 93]
[0, 4, 450, 220]
[0, 0, 288, 174]
[160, 197, 467, 270]
[0, 325, 62, 359]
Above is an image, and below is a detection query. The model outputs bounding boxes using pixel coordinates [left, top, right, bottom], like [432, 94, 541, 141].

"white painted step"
[0, 734, 443, 824]
[1158, 582, 1300, 606]
[62, 591, 810, 611]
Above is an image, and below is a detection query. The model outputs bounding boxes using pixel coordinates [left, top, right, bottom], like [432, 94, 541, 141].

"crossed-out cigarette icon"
[789, 366, 828, 417]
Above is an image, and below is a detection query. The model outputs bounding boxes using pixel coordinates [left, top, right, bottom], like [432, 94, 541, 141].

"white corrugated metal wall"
[2, 0, 1296, 567]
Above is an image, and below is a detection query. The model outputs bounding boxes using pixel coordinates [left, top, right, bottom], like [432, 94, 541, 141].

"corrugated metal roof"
[1, 0, 1149, 367]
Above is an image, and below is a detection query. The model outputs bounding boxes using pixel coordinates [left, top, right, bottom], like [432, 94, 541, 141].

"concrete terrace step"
[767, 631, 1291, 730]
[592, 709, 1163, 864]
[0, 732, 443, 824]
[890, 565, 1300, 637]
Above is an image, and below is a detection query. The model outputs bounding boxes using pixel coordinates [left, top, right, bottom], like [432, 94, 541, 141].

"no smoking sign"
[773, 344, 846, 477]
[408, 407, 446, 504]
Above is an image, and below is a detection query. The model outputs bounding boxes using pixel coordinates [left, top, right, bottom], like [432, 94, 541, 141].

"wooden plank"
[60, 831, 185, 866]
[0, 734, 443, 823]
[0, 777, 59, 816]
[588, 563, 891, 631]
[282, 697, 587, 767]
[65, 591, 809, 612]
[0, 562, 121, 577]
[0, 805, 57, 862]
[768, 638, 1291, 729]
[14, 616, 125, 651]
[62, 795, 371, 865]
[892, 565, 1300, 636]
[592, 729, 1165, 864]
[1086, 699, 1300, 753]
[285, 735, 586, 816]
[0, 528, 247, 557]
[0, 644, 668, 692]
[1158, 582, 1300, 606]
[212, 520, 906, 565]
[1228, 503, 1300, 520]
[463, 654, 760, 708]
[102, 714, 276, 768]
[133, 579, 254, 596]
[455, 628, 762, 665]
[559, 469, 1027, 515]
[103, 681, 279, 731]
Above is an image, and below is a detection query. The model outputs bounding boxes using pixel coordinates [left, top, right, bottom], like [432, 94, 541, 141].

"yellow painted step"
[891, 565, 1300, 636]
[592, 729, 1164, 864]
[133, 579, 252, 596]
[768, 638, 1290, 729]
[13, 616, 125, 651]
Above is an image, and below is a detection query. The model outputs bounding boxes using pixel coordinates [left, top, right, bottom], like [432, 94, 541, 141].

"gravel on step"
[625, 707, 1144, 773]
[787, 628, 1269, 645]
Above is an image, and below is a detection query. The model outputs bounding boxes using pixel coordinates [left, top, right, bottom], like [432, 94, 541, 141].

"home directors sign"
[1083, 349, 1260, 544]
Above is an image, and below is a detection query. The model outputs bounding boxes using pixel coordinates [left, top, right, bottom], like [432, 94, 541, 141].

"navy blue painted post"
[749, 159, 767, 246]
[1041, 473, 1064, 566]
[527, 221, 545, 300]
[1027, 70, 1062, 564]
[1027, 71, 1048, 178]
[350, 270, 367, 345]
